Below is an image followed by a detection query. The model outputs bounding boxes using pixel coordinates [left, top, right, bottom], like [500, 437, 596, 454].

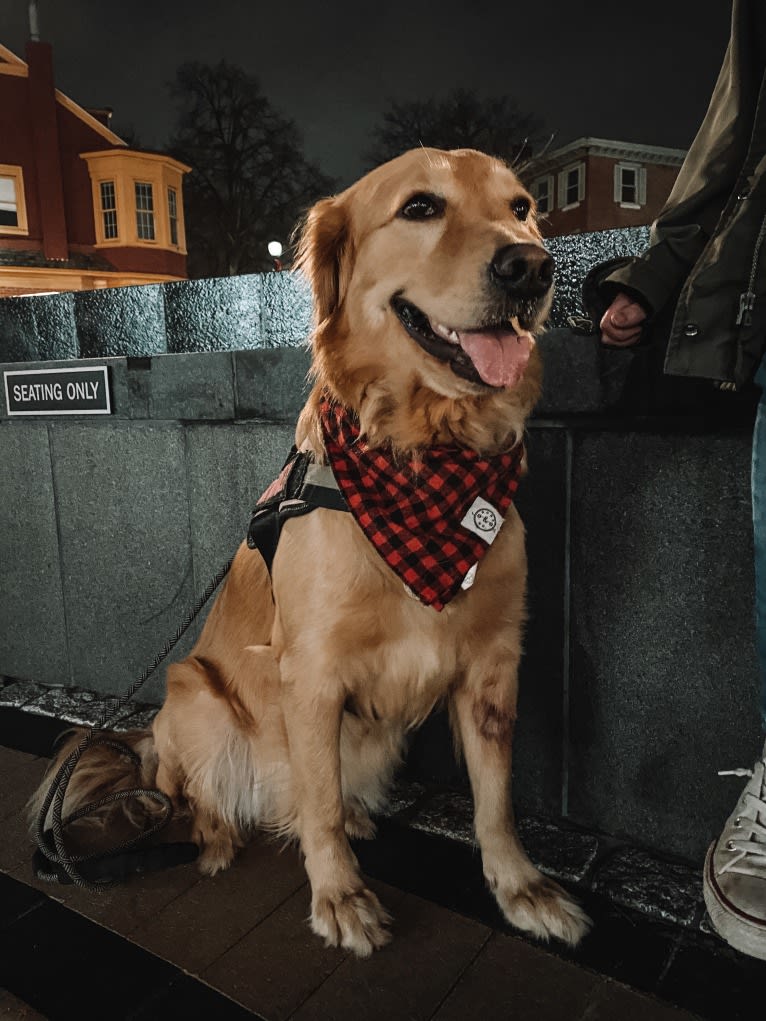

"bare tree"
[168, 62, 334, 278]
[366, 88, 546, 170]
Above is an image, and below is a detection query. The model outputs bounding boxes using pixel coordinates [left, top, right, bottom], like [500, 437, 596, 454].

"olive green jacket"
[598, 0, 766, 387]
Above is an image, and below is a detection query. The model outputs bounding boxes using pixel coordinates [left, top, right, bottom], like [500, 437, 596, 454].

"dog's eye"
[511, 198, 531, 221]
[398, 193, 445, 221]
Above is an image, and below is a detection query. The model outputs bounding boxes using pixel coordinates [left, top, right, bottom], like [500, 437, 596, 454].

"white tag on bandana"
[460, 498, 504, 591]
[461, 563, 478, 590]
[460, 497, 504, 543]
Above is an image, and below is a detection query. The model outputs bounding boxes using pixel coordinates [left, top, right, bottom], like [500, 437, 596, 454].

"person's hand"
[600, 292, 646, 346]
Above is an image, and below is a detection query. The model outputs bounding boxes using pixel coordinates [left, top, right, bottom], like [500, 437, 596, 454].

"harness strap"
[301, 463, 349, 512]
[247, 449, 348, 571]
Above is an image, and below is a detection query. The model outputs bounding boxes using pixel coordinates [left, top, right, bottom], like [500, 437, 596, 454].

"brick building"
[0, 41, 190, 297]
[524, 137, 686, 237]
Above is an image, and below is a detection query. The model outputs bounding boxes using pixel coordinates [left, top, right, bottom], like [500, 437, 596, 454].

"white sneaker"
[703, 741, 766, 960]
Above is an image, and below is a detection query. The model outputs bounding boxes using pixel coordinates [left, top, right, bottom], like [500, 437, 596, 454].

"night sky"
[2, 0, 733, 188]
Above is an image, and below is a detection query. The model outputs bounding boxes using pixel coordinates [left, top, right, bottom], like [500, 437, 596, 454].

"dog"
[30, 147, 590, 955]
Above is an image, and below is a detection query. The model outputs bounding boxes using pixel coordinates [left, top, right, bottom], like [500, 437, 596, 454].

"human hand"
[599, 292, 646, 346]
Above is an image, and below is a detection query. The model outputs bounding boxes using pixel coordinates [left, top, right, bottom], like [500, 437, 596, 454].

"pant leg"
[752, 356, 766, 731]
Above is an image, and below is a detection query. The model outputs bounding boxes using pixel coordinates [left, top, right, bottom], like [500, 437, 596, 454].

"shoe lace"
[717, 765, 766, 874]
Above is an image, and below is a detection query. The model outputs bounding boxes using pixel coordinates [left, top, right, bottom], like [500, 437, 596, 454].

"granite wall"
[0, 271, 313, 363]
[545, 225, 650, 328]
[2, 225, 761, 864]
[0, 227, 648, 364]
[0, 337, 760, 865]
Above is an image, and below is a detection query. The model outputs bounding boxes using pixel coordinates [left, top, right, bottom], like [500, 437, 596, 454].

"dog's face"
[297, 148, 550, 446]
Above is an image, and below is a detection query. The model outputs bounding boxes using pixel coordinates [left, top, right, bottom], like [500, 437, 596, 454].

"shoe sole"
[703, 840, 766, 961]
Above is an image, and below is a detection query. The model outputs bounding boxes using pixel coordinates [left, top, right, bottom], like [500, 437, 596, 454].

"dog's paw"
[197, 847, 235, 876]
[493, 874, 591, 946]
[196, 836, 237, 876]
[311, 886, 392, 956]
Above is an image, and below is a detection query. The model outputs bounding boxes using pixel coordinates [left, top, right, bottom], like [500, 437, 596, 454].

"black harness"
[246, 447, 349, 571]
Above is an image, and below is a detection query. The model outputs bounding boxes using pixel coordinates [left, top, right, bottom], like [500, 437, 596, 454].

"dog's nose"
[490, 244, 554, 297]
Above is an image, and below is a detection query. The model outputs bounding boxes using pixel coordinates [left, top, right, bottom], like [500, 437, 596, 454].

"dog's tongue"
[457, 328, 532, 388]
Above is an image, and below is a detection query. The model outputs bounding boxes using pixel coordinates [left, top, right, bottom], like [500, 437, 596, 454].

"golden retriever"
[31, 147, 590, 955]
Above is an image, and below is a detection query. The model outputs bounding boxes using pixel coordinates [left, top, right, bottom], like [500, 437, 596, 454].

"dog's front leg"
[451, 673, 590, 946]
[281, 667, 391, 956]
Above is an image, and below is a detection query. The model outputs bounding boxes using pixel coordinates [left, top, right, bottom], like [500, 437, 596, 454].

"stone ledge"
[0, 677, 707, 936]
[0, 271, 313, 362]
[0, 335, 634, 424]
[0, 679, 155, 730]
[0, 349, 310, 424]
[592, 847, 703, 929]
[0, 229, 650, 362]
[546, 226, 650, 329]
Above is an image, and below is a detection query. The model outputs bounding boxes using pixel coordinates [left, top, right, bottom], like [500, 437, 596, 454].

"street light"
[268, 240, 283, 271]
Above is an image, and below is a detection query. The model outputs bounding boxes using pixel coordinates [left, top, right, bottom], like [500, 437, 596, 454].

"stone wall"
[0, 227, 648, 364]
[2, 226, 763, 864]
[0, 271, 313, 363]
[0, 336, 760, 865]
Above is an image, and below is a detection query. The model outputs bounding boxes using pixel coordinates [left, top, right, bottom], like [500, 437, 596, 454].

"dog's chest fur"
[272, 499, 526, 728]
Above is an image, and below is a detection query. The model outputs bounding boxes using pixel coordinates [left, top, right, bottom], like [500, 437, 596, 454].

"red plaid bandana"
[319, 398, 524, 610]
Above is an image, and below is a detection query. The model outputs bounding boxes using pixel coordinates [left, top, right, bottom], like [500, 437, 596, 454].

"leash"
[35, 443, 339, 887]
[34, 555, 236, 889]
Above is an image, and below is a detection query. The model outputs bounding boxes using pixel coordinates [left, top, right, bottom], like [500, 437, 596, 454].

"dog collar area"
[247, 405, 524, 611]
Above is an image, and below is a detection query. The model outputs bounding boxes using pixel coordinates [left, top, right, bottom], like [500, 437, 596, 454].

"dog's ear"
[294, 196, 352, 324]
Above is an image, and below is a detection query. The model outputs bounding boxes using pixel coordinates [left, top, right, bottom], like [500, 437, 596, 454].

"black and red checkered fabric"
[319, 398, 524, 611]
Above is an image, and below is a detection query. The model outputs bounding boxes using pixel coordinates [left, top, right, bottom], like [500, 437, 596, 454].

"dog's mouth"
[391, 297, 535, 389]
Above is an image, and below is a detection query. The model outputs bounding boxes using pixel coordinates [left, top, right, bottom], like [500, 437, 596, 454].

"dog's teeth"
[510, 316, 535, 343]
[432, 322, 460, 344]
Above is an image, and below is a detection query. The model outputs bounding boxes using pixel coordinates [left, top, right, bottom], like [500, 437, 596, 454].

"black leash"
[34, 555, 236, 889]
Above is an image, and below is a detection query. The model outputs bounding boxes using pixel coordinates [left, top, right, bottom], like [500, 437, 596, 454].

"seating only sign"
[3, 366, 111, 416]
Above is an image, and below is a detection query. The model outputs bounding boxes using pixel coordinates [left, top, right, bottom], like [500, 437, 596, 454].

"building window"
[557, 163, 585, 210]
[531, 175, 554, 214]
[0, 176, 18, 227]
[614, 162, 647, 207]
[167, 186, 179, 246]
[83, 150, 188, 251]
[100, 181, 118, 239]
[135, 182, 155, 240]
[0, 165, 28, 234]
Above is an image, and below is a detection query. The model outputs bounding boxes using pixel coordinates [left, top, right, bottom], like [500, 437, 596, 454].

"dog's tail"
[26, 727, 195, 883]
[28, 727, 159, 834]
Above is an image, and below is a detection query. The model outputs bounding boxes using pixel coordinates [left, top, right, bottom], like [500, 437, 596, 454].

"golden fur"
[31, 148, 590, 955]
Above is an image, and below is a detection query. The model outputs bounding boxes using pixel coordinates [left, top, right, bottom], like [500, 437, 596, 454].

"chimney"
[26, 38, 69, 261]
[28, 1, 40, 41]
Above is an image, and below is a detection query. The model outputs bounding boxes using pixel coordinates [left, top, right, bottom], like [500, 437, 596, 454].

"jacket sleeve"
[603, 0, 756, 316]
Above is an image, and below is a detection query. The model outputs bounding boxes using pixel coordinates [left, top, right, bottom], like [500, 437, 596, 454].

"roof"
[527, 136, 687, 176]
[0, 42, 126, 147]
[79, 148, 192, 174]
[0, 248, 115, 272]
